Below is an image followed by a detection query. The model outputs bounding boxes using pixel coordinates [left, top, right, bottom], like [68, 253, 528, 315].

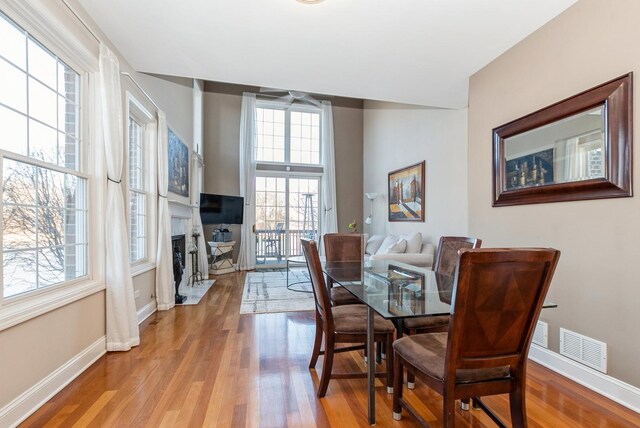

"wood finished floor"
[21, 271, 640, 427]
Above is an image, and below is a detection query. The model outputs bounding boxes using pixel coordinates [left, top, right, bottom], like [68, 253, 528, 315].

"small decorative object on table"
[348, 219, 358, 233]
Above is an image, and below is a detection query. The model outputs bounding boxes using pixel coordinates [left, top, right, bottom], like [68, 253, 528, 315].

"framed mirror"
[492, 73, 632, 206]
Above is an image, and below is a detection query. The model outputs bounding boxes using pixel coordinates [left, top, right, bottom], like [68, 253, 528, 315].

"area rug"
[240, 269, 315, 314]
[176, 279, 215, 305]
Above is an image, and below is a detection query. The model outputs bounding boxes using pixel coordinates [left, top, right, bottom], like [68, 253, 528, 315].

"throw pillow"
[365, 235, 385, 255]
[376, 235, 398, 254]
[401, 232, 422, 254]
[385, 239, 407, 254]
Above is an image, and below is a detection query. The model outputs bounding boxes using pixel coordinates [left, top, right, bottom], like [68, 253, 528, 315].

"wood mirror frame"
[492, 73, 632, 207]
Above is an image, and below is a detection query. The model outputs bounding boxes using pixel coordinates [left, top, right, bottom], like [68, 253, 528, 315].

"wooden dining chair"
[301, 238, 396, 398]
[392, 248, 560, 427]
[403, 236, 482, 388]
[323, 233, 363, 306]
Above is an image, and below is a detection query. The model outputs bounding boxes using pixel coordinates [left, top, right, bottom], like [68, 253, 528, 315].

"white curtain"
[564, 137, 580, 182]
[237, 93, 257, 270]
[155, 111, 174, 310]
[319, 101, 338, 247]
[99, 44, 139, 351]
[191, 154, 209, 276]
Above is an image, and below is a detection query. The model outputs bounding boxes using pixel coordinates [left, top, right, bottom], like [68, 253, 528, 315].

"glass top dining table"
[321, 258, 556, 425]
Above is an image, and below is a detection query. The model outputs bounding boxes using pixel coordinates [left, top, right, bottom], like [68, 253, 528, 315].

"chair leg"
[376, 341, 382, 364]
[406, 328, 416, 389]
[509, 380, 527, 427]
[386, 335, 394, 394]
[392, 352, 403, 420]
[443, 392, 457, 428]
[317, 336, 335, 398]
[309, 315, 323, 369]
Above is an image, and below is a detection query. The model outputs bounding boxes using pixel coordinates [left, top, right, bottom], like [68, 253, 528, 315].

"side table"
[208, 241, 236, 275]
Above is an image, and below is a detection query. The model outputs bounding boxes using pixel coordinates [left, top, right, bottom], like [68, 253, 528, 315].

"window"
[256, 104, 321, 165]
[128, 117, 146, 263]
[126, 95, 155, 271]
[0, 11, 88, 299]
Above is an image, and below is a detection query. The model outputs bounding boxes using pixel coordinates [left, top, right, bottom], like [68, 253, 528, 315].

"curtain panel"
[155, 111, 174, 310]
[237, 93, 257, 270]
[319, 101, 338, 250]
[98, 44, 139, 351]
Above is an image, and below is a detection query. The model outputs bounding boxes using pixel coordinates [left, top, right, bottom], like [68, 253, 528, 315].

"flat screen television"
[199, 193, 244, 225]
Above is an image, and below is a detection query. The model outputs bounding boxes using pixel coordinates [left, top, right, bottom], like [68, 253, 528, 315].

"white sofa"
[364, 233, 435, 268]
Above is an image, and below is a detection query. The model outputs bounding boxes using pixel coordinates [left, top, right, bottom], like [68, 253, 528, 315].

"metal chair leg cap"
[407, 382, 415, 390]
[387, 386, 393, 394]
[392, 412, 402, 421]
[461, 402, 470, 411]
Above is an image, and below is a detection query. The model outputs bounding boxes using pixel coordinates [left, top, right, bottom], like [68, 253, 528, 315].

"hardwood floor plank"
[19, 271, 640, 428]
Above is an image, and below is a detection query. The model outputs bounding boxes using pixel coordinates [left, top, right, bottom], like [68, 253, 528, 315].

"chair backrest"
[434, 236, 482, 276]
[301, 238, 334, 328]
[324, 233, 364, 262]
[446, 248, 560, 375]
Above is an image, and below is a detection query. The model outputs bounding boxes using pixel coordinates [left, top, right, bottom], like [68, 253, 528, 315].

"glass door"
[255, 175, 320, 267]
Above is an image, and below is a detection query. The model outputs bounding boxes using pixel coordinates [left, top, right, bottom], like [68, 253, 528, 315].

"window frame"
[0, 1, 103, 332]
[255, 100, 323, 170]
[126, 93, 157, 276]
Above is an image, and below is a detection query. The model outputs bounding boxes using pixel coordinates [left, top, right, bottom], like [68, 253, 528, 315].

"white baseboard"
[0, 336, 106, 428]
[529, 344, 640, 413]
[137, 300, 157, 325]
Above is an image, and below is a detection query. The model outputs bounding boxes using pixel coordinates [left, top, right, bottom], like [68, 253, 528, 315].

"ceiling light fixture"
[296, 0, 325, 3]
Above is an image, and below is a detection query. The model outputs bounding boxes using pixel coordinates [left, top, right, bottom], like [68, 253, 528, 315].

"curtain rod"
[121, 72, 161, 111]
[61, 0, 102, 44]
[60, 0, 163, 113]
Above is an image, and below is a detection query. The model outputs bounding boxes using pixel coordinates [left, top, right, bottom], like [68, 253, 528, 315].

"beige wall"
[363, 101, 468, 244]
[468, 0, 640, 386]
[202, 91, 364, 261]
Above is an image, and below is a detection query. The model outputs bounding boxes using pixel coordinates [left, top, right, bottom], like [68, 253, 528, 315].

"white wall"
[363, 101, 468, 245]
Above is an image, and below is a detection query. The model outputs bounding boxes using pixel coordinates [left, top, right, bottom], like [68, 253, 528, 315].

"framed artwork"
[388, 161, 425, 222]
[168, 128, 189, 197]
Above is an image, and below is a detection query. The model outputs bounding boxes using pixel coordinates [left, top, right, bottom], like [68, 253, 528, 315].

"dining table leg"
[367, 306, 375, 425]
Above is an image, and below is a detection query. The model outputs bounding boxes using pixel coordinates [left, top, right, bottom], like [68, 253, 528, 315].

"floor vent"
[560, 328, 607, 373]
[532, 320, 548, 348]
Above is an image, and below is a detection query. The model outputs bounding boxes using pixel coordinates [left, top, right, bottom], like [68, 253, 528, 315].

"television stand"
[208, 241, 236, 275]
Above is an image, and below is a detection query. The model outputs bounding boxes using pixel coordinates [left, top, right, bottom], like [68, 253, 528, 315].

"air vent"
[532, 320, 548, 348]
[560, 328, 607, 373]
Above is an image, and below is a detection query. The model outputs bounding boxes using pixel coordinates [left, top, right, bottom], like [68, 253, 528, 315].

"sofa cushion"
[385, 238, 407, 254]
[376, 235, 399, 254]
[401, 232, 422, 254]
[365, 234, 386, 255]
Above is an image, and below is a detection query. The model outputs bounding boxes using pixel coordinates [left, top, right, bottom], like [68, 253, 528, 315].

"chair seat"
[330, 286, 360, 306]
[393, 333, 510, 384]
[403, 315, 450, 330]
[332, 304, 396, 334]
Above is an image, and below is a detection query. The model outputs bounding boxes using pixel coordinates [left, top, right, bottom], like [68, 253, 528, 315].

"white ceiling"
[78, 0, 577, 108]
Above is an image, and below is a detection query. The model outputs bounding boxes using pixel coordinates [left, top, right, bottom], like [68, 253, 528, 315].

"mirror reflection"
[504, 106, 605, 191]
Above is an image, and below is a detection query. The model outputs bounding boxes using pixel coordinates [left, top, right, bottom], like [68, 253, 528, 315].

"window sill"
[0, 279, 105, 332]
[131, 261, 155, 277]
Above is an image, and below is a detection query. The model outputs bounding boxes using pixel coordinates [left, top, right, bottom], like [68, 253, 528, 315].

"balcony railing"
[255, 228, 317, 264]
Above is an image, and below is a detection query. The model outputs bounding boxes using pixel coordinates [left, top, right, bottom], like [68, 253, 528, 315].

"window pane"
[29, 77, 57, 128]
[29, 119, 58, 163]
[28, 38, 57, 89]
[3, 250, 37, 297]
[0, 105, 27, 155]
[64, 244, 87, 279]
[59, 96, 79, 138]
[0, 58, 27, 113]
[59, 133, 79, 170]
[3, 159, 36, 205]
[0, 13, 26, 69]
[37, 168, 65, 208]
[3, 206, 36, 249]
[38, 208, 64, 247]
[58, 62, 79, 102]
[65, 174, 87, 210]
[38, 246, 65, 287]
